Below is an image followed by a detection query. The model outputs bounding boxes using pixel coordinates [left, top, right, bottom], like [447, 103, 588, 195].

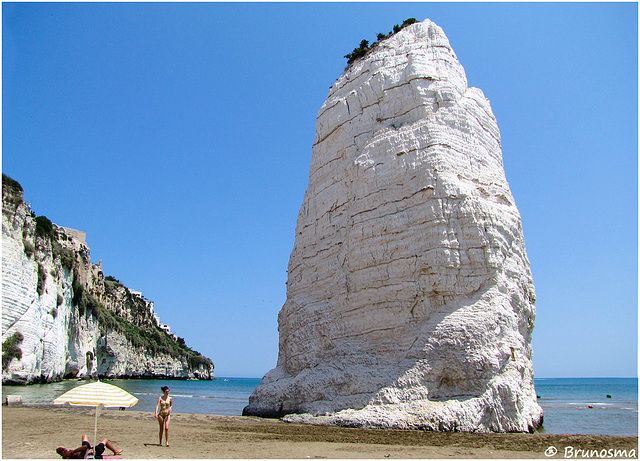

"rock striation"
[2, 177, 214, 384]
[244, 19, 543, 433]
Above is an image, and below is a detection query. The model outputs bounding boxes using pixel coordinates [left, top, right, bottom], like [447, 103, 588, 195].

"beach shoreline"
[2, 405, 637, 459]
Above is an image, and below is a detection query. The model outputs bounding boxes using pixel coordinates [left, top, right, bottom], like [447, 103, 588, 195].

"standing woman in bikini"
[155, 386, 172, 446]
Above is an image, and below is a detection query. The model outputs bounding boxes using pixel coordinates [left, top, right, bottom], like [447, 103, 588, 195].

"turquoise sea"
[534, 378, 637, 436]
[3, 377, 637, 436]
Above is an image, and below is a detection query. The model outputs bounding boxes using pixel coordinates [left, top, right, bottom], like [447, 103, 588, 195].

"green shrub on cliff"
[2, 332, 24, 370]
[72, 273, 84, 307]
[187, 351, 214, 369]
[96, 307, 211, 369]
[85, 294, 101, 318]
[98, 305, 119, 331]
[71, 272, 100, 316]
[37, 263, 47, 296]
[52, 240, 75, 270]
[344, 39, 370, 66]
[104, 275, 122, 285]
[35, 215, 54, 239]
[34, 216, 77, 270]
[2, 174, 23, 197]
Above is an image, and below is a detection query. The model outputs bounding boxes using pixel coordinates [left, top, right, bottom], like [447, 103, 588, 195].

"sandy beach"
[1, 406, 637, 459]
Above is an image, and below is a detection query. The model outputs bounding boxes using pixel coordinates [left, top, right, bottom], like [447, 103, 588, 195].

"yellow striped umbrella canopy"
[53, 381, 138, 407]
[54, 381, 138, 447]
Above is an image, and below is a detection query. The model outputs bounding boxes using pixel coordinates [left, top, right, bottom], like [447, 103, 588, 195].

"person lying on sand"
[56, 434, 123, 459]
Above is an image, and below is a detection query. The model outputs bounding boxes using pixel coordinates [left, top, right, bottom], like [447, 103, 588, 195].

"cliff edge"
[2, 175, 214, 384]
[244, 19, 543, 433]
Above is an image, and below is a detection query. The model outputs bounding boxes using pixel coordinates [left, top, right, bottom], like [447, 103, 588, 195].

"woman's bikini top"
[159, 398, 171, 412]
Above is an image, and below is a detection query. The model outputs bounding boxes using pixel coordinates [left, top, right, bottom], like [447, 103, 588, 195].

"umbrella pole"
[93, 405, 99, 453]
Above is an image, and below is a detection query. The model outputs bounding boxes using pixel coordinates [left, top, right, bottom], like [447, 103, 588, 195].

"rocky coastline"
[2, 175, 213, 384]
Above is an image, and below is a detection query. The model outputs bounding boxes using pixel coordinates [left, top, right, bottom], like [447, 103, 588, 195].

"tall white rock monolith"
[244, 19, 543, 433]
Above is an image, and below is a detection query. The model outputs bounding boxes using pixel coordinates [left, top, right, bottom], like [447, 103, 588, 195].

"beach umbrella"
[53, 381, 138, 449]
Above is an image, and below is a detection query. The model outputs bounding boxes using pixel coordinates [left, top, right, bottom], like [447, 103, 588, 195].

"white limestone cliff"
[244, 19, 543, 432]
[2, 179, 213, 384]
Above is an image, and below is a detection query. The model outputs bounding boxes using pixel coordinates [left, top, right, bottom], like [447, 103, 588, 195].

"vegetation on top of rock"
[344, 18, 418, 67]
[3, 174, 25, 208]
[35, 215, 55, 239]
[2, 174, 23, 197]
[16, 210, 75, 269]
[344, 39, 371, 67]
[104, 276, 126, 295]
[98, 305, 213, 369]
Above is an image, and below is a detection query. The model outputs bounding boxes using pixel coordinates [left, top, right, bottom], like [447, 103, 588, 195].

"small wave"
[560, 402, 640, 412]
[567, 402, 613, 407]
[172, 395, 248, 401]
[174, 395, 222, 399]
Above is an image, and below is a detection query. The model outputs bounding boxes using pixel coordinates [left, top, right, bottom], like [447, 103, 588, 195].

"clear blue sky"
[3, 3, 637, 379]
